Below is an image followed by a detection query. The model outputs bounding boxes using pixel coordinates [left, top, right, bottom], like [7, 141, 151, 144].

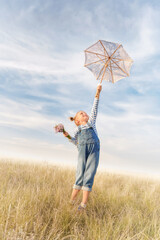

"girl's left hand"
[63, 131, 69, 137]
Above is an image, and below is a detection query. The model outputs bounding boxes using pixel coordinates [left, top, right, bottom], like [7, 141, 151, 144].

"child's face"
[75, 111, 89, 125]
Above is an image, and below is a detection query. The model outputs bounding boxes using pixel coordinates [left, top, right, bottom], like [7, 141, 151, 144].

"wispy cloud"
[128, 4, 160, 60]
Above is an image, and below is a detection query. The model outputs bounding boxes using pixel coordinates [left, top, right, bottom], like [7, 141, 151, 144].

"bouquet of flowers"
[54, 123, 71, 139]
[54, 123, 64, 133]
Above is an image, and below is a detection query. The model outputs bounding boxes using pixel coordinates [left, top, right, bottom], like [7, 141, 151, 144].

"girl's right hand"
[97, 84, 102, 92]
[95, 84, 102, 99]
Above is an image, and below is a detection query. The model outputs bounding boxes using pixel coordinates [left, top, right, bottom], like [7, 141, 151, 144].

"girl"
[63, 84, 102, 210]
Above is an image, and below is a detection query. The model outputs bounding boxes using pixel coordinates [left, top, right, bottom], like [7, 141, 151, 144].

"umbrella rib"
[84, 58, 106, 67]
[110, 44, 122, 59]
[99, 40, 109, 57]
[111, 66, 120, 70]
[96, 55, 106, 63]
[111, 59, 129, 76]
[84, 50, 106, 57]
[100, 64, 108, 83]
[100, 59, 110, 83]
[96, 64, 105, 80]
[112, 57, 133, 62]
[109, 61, 114, 83]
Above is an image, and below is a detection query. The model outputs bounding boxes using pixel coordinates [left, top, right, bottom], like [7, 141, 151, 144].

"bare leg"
[82, 190, 90, 204]
[70, 189, 80, 201]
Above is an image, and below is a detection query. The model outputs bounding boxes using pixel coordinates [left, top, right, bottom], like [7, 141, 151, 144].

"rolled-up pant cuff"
[73, 185, 92, 192]
[73, 184, 82, 190]
[82, 186, 92, 192]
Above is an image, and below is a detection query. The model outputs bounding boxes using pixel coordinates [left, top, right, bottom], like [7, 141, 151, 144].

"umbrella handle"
[100, 78, 103, 85]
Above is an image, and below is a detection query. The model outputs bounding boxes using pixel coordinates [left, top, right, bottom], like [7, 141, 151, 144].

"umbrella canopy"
[84, 40, 133, 84]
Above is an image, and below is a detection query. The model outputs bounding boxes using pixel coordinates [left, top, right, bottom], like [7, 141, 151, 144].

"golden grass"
[0, 159, 160, 240]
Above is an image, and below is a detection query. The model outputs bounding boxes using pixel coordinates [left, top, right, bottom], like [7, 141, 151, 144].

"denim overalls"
[73, 127, 100, 192]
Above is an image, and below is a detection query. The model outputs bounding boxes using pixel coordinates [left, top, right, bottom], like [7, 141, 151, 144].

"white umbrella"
[84, 40, 133, 84]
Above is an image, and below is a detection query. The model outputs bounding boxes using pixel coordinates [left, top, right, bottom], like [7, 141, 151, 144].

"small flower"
[54, 123, 64, 133]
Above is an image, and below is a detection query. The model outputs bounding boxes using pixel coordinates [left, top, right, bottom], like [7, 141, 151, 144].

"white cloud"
[0, 97, 56, 131]
[0, 37, 82, 76]
[126, 4, 160, 61]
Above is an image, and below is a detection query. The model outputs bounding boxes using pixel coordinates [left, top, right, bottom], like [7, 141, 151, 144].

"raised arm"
[90, 84, 102, 124]
[95, 84, 102, 100]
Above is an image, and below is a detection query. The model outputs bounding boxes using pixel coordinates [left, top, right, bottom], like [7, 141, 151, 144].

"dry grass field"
[0, 159, 160, 240]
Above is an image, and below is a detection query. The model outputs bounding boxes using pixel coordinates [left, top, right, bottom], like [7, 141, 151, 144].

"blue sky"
[0, 0, 160, 176]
